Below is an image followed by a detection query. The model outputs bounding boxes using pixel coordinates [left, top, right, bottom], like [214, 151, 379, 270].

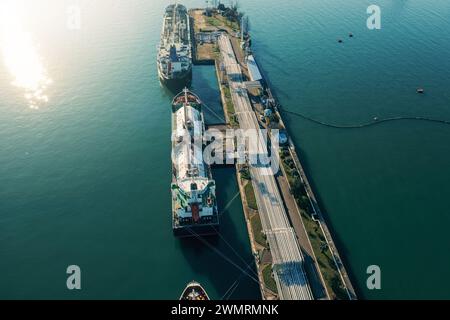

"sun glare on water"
[1, 1, 52, 109]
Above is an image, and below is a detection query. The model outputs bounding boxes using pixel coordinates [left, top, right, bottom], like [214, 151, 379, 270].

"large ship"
[171, 89, 219, 237]
[158, 4, 192, 86]
[180, 281, 210, 300]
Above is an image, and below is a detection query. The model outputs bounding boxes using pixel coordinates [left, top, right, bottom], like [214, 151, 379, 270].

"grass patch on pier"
[244, 182, 258, 211]
[262, 264, 278, 294]
[223, 87, 233, 111]
[240, 166, 251, 180]
[207, 16, 222, 28]
[223, 86, 239, 128]
[206, 14, 240, 33]
[213, 44, 220, 59]
[250, 214, 266, 248]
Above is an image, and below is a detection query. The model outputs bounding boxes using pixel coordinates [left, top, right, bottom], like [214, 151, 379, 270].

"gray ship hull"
[158, 66, 192, 88]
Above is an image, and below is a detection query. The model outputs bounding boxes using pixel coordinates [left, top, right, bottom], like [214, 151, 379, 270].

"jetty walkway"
[218, 34, 313, 300]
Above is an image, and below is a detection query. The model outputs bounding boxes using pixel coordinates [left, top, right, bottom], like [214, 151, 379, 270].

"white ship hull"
[171, 89, 219, 237]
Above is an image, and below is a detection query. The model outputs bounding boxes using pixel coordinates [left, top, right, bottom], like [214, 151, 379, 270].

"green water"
[247, 0, 450, 299]
[0, 1, 258, 299]
[1, 0, 450, 299]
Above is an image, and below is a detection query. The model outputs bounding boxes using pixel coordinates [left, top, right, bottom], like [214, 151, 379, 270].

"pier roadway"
[218, 34, 313, 300]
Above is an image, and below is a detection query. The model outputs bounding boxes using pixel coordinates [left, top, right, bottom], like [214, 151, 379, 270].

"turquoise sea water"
[1, 0, 449, 299]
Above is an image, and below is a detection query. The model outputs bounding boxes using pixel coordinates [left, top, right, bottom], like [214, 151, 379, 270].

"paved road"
[218, 34, 313, 300]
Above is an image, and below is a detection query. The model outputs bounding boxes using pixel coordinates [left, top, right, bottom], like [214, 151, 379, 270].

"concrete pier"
[190, 7, 357, 300]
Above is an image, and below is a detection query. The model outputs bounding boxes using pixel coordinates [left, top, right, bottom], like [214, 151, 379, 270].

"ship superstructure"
[171, 89, 219, 237]
[158, 4, 192, 85]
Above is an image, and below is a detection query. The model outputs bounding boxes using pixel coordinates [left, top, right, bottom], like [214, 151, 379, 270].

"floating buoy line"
[279, 107, 450, 129]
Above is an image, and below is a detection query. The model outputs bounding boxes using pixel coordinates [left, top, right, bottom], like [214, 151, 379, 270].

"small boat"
[180, 281, 210, 300]
[349, 33, 354, 38]
[417, 88, 425, 94]
[338, 39, 343, 43]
